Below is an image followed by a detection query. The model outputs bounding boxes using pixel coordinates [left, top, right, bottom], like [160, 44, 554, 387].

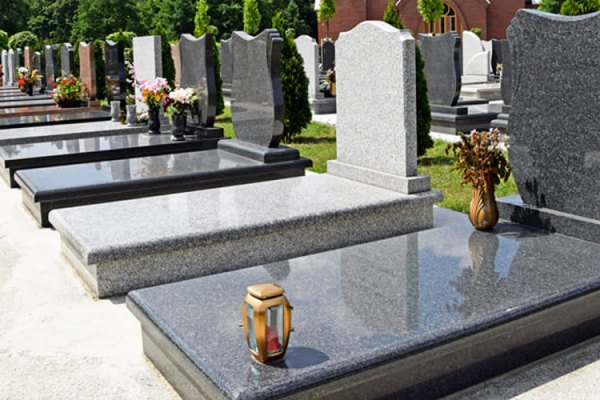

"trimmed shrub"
[152, 24, 175, 88]
[560, 0, 600, 15]
[243, 0, 261, 35]
[8, 31, 39, 50]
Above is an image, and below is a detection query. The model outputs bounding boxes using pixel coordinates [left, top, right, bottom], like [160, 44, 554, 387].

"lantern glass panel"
[245, 303, 258, 352]
[266, 304, 284, 354]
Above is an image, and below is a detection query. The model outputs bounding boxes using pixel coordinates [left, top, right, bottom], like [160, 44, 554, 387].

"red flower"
[53, 82, 57, 88]
[17, 79, 25, 87]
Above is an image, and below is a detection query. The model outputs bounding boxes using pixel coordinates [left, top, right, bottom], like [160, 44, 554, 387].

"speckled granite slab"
[50, 173, 440, 297]
[0, 121, 147, 146]
[127, 207, 600, 400]
[0, 111, 110, 130]
[16, 149, 311, 227]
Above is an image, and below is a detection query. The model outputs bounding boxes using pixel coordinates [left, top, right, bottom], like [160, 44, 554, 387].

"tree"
[8, 31, 40, 50]
[205, 0, 244, 41]
[244, 0, 261, 35]
[272, 12, 312, 142]
[560, 0, 600, 15]
[27, 0, 79, 43]
[0, 31, 9, 50]
[71, 0, 144, 42]
[194, 0, 211, 37]
[152, 24, 175, 87]
[0, 0, 31, 36]
[538, 0, 566, 13]
[143, 0, 196, 42]
[318, 0, 336, 40]
[417, 0, 444, 29]
[282, 0, 312, 37]
[383, 0, 432, 156]
[93, 39, 107, 99]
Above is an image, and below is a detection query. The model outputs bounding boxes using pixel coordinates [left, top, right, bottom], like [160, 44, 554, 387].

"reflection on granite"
[128, 207, 600, 399]
[0, 111, 110, 129]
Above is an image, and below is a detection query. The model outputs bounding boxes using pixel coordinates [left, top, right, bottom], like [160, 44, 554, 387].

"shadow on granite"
[128, 207, 600, 399]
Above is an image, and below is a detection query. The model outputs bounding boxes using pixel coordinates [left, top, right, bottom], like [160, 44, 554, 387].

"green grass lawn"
[215, 107, 518, 213]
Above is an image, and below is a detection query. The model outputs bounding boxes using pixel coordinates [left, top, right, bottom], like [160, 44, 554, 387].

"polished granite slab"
[17, 148, 311, 227]
[0, 98, 55, 108]
[0, 121, 147, 146]
[127, 207, 600, 400]
[431, 102, 501, 135]
[0, 133, 221, 188]
[0, 94, 51, 103]
[0, 111, 110, 130]
[0, 105, 99, 117]
[49, 173, 439, 297]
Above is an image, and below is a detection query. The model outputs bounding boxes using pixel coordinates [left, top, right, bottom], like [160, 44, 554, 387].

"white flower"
[18, 67, 28, 74]
[168, 88, 197, 105]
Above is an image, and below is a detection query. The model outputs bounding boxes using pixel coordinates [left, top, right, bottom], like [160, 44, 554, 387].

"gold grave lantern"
[241, 283, 293, 363]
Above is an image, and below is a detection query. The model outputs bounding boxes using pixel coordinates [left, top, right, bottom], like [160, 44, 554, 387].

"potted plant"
[138, 77, 170, 134]
[163, 87, 197, 142]
[17, 67, 40, 96]
[52, 75, 84, 108]
[447, 129, 511, 231]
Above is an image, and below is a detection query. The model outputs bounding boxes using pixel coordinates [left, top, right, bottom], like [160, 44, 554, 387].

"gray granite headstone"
[180, 33, 217, 128]
[491, 39, 504, 76]
[105, 40, 126, 104]
[327, 21, 430, 194]
[507, 10, 600, 220]
[60, 43, 74, 76]
[45, 45, 60, 90]
[132, 36, 162, 113]
[7, 49, 15, 86]
[219, 39, 232, 92]
[500, 40, 512, 105]
[230, 29, 284, 147]
[322, 39, 335, 71]
[419, 32, 461, 106]
[32, 51, 43, 92]
[295, 35, 321, 100]
[2, 50, 9, 86]
[16, 48, 23, 69]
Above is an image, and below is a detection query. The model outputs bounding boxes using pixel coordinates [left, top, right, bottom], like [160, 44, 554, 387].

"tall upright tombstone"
[170, 43, 181, 88]
[219, 39, 232, 95]
[32, 51, 44, 93]
[498, 10, 600, 244]
[45, 44, 60, 91]
[462, 31, 490, 79]
[322, 39, 335, 71]
[7, 49, 15, 86]
[79, 42, 96, 100]
[1, 50, 8, 86]
[179, 33, 222, 137]
[104, 40, 126, 105]
[24, 47, 33, 70]
[133, 36, 162, 114]
[61, 43, 74, 76]
[327, 21, 430, 194]
[295, 35, 336, 114]
[490, 39, 511, 132]
[16, 48, 23, 69]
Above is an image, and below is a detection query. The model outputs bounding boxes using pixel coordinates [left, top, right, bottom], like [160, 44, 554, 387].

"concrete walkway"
[1, 172, 600, 399]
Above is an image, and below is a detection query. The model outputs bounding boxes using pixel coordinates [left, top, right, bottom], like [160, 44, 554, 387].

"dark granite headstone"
[104, 40, 126, 104]
[491, 39, 504, 76]
[500, 10, 600, 235]
[419, 32, 461, 106]
[219, 39, 233, 93]
[37, 51, 46, 93]
[79, 42, 96, 99]
[322, 39, 335, 71]
[45, 45, 60, 91]
[229, 29, 284, 148]
[61, 43, 74, 76]
[500, 40, 512, 106]
[179, 33, 218, 133]
[16, 48, 23, 68]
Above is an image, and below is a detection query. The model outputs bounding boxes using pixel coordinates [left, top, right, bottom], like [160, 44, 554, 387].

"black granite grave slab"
[0, 111, 110, 130]
[0, 132, 221, 188]
[0, 94, 52, 103]
[127, 207, 600, 400]
[322, 40, 335, 71]
[0, 99, 55, 109]
[16, 148, 311, 227]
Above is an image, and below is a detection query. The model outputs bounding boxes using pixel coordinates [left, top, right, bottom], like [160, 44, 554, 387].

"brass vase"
[469, 182, 498, 231]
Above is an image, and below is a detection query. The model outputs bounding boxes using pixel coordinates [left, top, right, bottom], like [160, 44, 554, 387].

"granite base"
[460, 83, 502, 101]
[49, 174, 440, 297]
[126, 207, 600, 399]
[490, 105, 511, 133]
[310, 97, 336, 114]
[498, 194, 600, 244]
[0, 111, 111, 130]
[431, 103, 500, 135]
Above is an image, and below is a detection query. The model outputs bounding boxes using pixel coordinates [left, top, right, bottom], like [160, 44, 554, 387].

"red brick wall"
[487, 0, 524, 39]
[317, 0, 367, 42]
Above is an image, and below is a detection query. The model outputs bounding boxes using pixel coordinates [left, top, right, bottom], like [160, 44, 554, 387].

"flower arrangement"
[163, 88, 197, 116]
[17, 67, 40, 87]
[52, 75, 83, 104]
[325, 68, 336, 84]
[446, 129, 511, 191]
[138, 77, 170, 109]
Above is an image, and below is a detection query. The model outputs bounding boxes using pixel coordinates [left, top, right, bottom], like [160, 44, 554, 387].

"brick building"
[317, 0, 537, 41]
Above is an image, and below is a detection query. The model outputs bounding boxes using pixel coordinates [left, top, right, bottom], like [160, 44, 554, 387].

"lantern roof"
[247, 282, 284, 299]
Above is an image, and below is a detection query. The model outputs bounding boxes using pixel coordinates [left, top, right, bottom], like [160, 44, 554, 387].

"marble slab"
[0, 132, 221, 188]
[49, 173, 439, 297]
[0, 121, 146, 146]
[17, 147, 311, 227]
[127, 207, 600, 400]
[0, 111, 110, 130]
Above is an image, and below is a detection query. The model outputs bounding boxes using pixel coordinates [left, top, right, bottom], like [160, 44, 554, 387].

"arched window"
[423, 3, 464, 34]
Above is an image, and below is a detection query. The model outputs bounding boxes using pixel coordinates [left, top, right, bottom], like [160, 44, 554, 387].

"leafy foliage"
[152, 24, 175, 88]
[470, 27, 482, 37]
[8, 31, 40, 50]
[244, 0, 261, 35]
[27, 0, 79, 43]
[71, 0, 144, 42]
[0, 0, 31, 36]
[106, 31, 136, 48]
[0, 31, 9, 50]
[538, 0, 566, 13]
[272, 12, 312, 142]
[446, 129, 511, 191]
[194, 0, 211, 37]
[560, 0, 600, 15]
[282, 0, 312, 37]
[417, 0, 444, 25]
[318, 0, 336, 39]
[382, 0, 432, 156]
[93, 39, 107, 99]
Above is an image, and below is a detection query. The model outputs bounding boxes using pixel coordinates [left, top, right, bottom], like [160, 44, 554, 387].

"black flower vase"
[147, 105, 161, 134]
[25, 83, 33, 96]
[171, 114, 186, 142]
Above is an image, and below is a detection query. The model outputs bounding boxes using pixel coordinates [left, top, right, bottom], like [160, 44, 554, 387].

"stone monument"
[296, 35, 336, 114]
[132, 36, 162, 114]
[104, 40, 126, 105]
[2, 50, 10, 86]
[16, 48, 23, 69]
[45, 44, 60, 91]
[498, 10, 600, 244]
[32, 51, 44, 93]
[7, 49, 15, 86]
[60, 43, 74, 76]
[462, 30, 490, 79]
[322, 39, 335, 71]
[219, 39, 232, 95]
[170, 43, 181, 88]
[79, 42, 96, 100]
[23, 47, 33, 70]
[179, 33, 223, 138]
[490, 40, 512, 132]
